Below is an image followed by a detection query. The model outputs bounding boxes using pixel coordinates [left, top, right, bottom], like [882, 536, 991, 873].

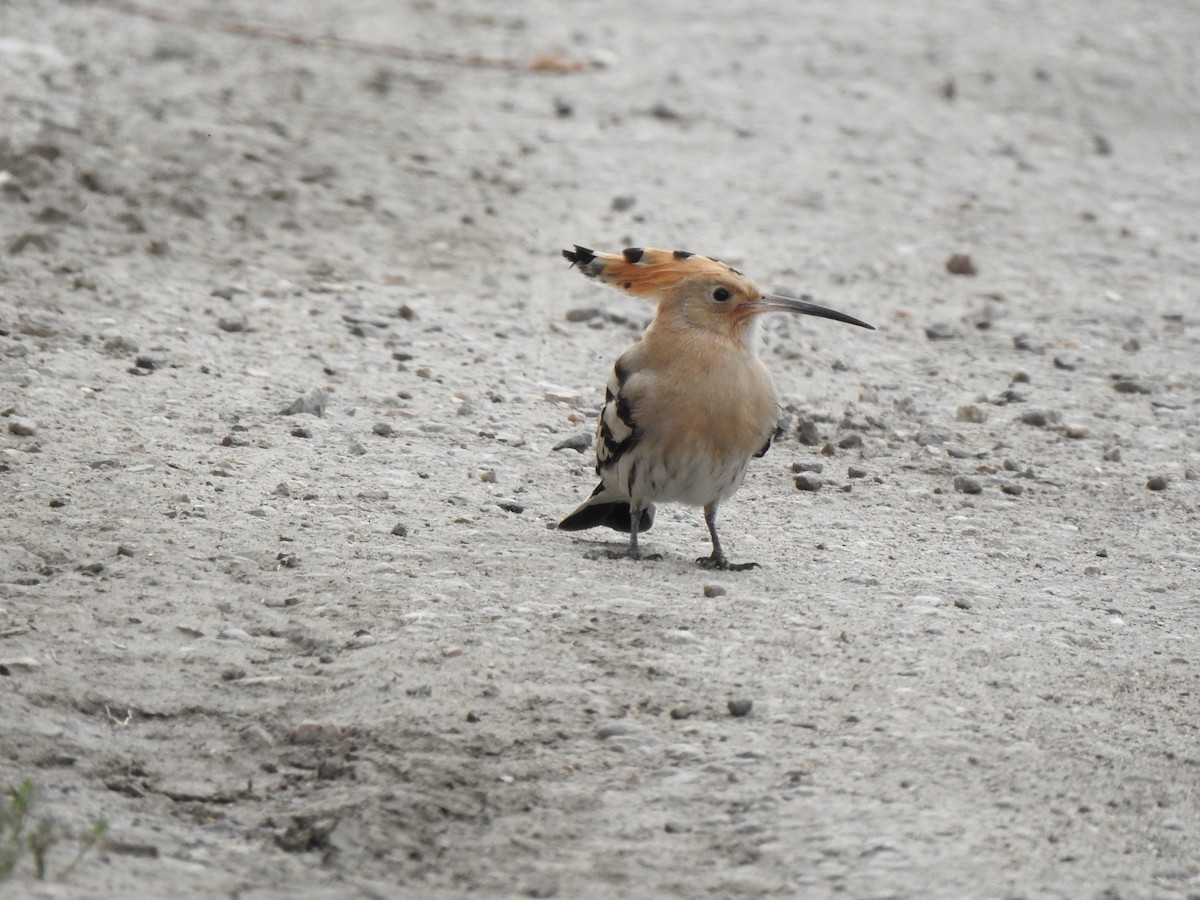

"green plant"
[1, 780, 108, 881]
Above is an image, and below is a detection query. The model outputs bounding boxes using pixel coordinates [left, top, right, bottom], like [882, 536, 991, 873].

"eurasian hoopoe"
[558, 245, 874, 570]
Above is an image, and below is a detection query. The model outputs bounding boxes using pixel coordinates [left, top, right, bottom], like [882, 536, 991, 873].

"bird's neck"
[648, 312, 760, 354]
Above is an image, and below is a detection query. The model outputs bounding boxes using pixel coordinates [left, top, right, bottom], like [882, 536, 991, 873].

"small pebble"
[795, 419, 821, 446]
[1102, 446, 1122, 462]
[217, 316, 247, 333]
[1113, 379, 1152, 395]
[915, 424, 950, 446]
[945, 253, 976, 275]
[702, 584, 727, 598]
[565, 307, 602, 323]
[1122, 337, 1140, 352]
[953, 475, 982, 494]
[955, 404, 987, 423]
[597, 723, 639, 739]
[372, 422, 394, 437]
[103, 335, 138, 355]
[541, 383, 583, 405]
[240, 724, 274, 750]
[1053, 353, 1081, 371]
[290, 427, 311, 438]
[924, 323, 957, 340]
[280, 389, 328, 417]
[1001, 483, 1024, 496]
[134, 355, 158, 371]
[8, 232, 56, 255]
[497, 501, 525, 514]
[793, 474, 822, 492]
[847, 465, 868, 479]
[727, 698, 753, 718]
[6, 417, 36, 436]
[391, 523, 409, 537]
[553, 432, 592, 452]
[466, 711, 481, 723]
[791, 461, 823, 473]
[1019, 409, 1060, 427]
[837, 432, 863, 449]
[357, 489, 389, 501]
[1146, 475, 1168, 491]
[669, 706, 696, 720]
[1013, 334, 1045, 354]
[610, 195, 636, 212]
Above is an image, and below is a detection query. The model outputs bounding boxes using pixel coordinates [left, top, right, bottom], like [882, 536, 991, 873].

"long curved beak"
[752, 294, 875, 330]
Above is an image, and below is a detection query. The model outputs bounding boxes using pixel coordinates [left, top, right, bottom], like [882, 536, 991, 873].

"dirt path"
[2, 1, 1198, 897]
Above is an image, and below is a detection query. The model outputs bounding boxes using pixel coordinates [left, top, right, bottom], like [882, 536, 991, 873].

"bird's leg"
[602, 504, 658, 562]
[698, 502, 759, 571]
[627, 504, 643, 560]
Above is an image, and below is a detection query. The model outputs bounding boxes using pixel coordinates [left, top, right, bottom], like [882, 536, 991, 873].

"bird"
[557, 245, 874, 570]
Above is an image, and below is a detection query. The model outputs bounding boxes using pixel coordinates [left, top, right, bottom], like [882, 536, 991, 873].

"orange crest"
[562, 246, 757, 299]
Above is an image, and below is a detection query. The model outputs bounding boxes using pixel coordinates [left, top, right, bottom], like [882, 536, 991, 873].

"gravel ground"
[2, 1, 1199, 898]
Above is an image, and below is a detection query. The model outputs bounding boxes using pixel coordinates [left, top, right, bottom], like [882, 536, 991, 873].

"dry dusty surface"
[2, 1, 1199, 897]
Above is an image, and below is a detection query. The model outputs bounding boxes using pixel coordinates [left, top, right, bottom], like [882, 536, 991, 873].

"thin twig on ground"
[86, 0, 598, 73]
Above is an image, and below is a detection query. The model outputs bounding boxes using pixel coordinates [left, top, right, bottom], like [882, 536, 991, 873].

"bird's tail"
[558, 484, 655, 534]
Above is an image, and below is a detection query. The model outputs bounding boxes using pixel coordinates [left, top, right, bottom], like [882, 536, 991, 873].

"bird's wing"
[595, 353, 642, 477]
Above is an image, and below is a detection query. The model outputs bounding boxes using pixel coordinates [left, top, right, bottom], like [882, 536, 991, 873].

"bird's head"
[563, 245, 874, 343]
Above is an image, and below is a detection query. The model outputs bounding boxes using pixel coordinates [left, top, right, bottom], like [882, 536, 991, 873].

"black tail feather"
[558, 500, 654, 534]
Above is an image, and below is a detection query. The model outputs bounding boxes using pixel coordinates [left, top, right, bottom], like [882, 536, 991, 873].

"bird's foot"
[697, 554, 759, 571]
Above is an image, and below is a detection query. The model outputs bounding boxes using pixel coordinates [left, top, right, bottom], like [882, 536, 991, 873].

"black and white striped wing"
[595, 358, 640, 477]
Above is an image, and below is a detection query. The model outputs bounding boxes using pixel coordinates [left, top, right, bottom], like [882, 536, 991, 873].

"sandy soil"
[2, 1, 1199, 897]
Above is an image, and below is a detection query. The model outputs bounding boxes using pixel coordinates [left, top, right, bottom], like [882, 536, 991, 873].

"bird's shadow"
[577, 543, 760, 571]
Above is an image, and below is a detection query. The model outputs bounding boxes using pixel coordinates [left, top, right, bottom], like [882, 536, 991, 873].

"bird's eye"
[712, 287, 731, 302]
